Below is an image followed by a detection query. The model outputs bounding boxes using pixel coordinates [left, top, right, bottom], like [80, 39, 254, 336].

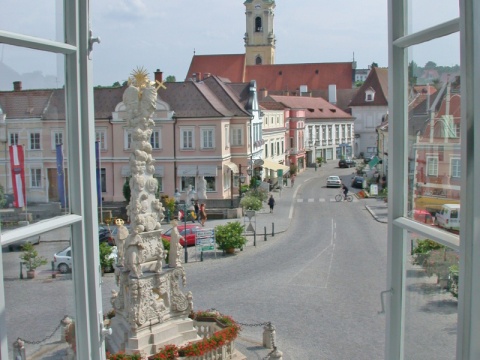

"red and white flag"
[9, 145, 26, 208]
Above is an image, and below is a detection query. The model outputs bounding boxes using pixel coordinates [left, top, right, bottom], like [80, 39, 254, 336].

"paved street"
[1, 162, 457, 359]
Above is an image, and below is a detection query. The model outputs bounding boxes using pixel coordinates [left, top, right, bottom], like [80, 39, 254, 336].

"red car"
[161, 224, 204, 247]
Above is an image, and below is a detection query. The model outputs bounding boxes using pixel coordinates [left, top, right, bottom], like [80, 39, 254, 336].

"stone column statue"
[115, 218, 129, 266]
[196, 176, 207, 200]
[168, 219, 184, 268]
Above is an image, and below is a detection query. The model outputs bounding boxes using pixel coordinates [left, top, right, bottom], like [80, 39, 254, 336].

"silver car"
[327, 175, 342, 188]
[53, 246, 73, 273]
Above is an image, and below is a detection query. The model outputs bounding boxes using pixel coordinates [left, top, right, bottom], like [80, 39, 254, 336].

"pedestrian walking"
[291, 174, 296, 187]
[194, 200, 200, 223]
[199, 203, 207, 227]
[268, 194, 275, 213]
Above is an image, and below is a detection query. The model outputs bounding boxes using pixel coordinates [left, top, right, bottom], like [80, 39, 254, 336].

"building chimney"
[13, 81, 22, 91]
[154, 69, 163, 84]
[204, 73, 211, 78]
[328, 84, 337, 104]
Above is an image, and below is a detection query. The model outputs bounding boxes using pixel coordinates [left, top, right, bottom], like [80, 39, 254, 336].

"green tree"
[424, 61, 437, 69]
[408, 61, 418, 86]
[371, 62, 378, 68]
[0, 184, 6, 208]
[165, 75, 176, 82]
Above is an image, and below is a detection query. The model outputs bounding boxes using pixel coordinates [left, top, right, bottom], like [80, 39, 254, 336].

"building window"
[100, 168, 106, 192]
[150, 129, 161, 149]
[124, 130, 133, 150]
[451, 158, 461, 178]
[29, 132, 41, 150]
[52, 131, 63, 150]
[30, 168, 42, 188]
[9, 132, 19, 146]
[181, 176, 195, 192]
[276, 116, 279, 124]
[205, 176, 216, 192]
[154, 176, 163, 193]
[256, 56, 262, 65]
[281, 140, 284, 154]
[231, 126, 243, 146]
[255, 16, 262, 32]
[224, 125, 230, 149]
[271, 143, 274, 157]
[276, 142, 280, 155]
[365, 90, 375, 102]
[265, 144, 268, 158]
[426, 156, 438, 176]
[201, 128, 215, 149]
[96, 129, 107, 150]
[180, 128, 194, 150]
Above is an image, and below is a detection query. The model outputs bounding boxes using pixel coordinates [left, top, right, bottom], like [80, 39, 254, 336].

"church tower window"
[256, 56, 262, 65]
[255, 17, 263, 32]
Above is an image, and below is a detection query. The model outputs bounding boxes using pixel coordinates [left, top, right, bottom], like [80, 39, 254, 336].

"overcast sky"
[0, 0, 460, 89]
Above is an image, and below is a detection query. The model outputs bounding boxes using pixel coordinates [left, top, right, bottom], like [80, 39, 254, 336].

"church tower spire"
[244, 0, 276, 66]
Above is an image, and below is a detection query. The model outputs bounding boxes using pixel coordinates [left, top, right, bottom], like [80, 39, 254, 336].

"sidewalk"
[364, 198, 388, 223]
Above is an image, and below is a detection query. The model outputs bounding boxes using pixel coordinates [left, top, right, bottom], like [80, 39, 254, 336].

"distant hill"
[0, 61, 59, 91]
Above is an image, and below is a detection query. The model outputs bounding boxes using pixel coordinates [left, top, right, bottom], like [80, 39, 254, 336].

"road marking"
[296, 199, 303, 203]
[319, 198, 325, 202]
[307, 198, 314, 202]
[289, 181, 302, 219]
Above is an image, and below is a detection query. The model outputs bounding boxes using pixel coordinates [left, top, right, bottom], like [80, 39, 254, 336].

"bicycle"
[335, 191, 353, 202]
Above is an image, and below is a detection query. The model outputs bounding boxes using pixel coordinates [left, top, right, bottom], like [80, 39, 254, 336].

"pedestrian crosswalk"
[296, 197, 358, 203]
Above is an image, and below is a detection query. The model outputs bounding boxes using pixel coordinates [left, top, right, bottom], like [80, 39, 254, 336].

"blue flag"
[95, 141, 102, 206]
[56, 143, 66, 208]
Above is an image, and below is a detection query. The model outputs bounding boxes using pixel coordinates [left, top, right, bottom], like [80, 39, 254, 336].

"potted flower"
[20, 242, 48, 279]
[215, 221, 247, 254]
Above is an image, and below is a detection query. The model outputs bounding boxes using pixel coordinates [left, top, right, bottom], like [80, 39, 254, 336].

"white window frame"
[0, 5, 106, 359]
[224, 125, 230, 149]
[96, 128, 107, 150]
[8, 132, 19, 146]
[29, 131, 41, 150]
[426, 155, 438, 176]
[30, 167, 42, 188]
[124, 129, 133, 150]
[150, 128, 161, 149]
[451, 157, 461, 178]
[386, 2, 479, 358]
[365, 89, 375, 102]
[231, 125, 243, 146]
[200, 127, 215, 149]
[51, 130, 64, 150]
[180, 127, 195, 150]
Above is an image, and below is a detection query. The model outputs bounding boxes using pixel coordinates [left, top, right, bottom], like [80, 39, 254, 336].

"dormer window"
[255, 17, 262, 32]
[365, 88, 376, 102]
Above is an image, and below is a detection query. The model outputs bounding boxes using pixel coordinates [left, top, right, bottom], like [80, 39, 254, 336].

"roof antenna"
[193, 48, 196, 56]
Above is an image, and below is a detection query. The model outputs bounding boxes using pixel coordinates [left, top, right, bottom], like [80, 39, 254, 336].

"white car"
[327, 175, 342, 188]
[53, 245, 117, 273]
[53, 246, 73, 273]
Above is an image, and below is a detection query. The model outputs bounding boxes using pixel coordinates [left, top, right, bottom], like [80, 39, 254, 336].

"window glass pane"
[408, 0, 459, 34]
[0, 46, 71, 226]
[0, 1, 64, 42]
[407, 33, 460, 237]
[405, 233, 458, 359]
[3, 225, 74, 358]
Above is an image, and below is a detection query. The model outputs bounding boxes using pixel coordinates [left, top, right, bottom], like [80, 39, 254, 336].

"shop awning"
[262, 160, 290, 173]
[224, 162, 239, 173]
[178, 165, 218, 176]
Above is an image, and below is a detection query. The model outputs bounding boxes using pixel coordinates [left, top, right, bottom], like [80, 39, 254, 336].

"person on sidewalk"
[291, 174, 296, 187]
[268, 194, 276, 213]
[199, 203, 207, 227]
[194, 200, 200, 223]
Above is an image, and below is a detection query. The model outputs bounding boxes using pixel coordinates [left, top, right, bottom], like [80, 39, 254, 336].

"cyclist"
[341, 183, 349, 201]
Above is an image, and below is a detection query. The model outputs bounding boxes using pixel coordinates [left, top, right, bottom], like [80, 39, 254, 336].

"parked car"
[99, 224, 131, 246]
[408, 209, 435, 226]
[54, 245, 117, 273]
[338, 158, 356, 168]
[351, 176, 365, 189]
[326, 175, 342, 188]
[162, 224, 204, 247]
[53, 246, 73, 273]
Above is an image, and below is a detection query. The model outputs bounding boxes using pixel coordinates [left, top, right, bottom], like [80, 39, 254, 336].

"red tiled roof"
[186, 54, 246, 83]
[268, 95, 353, 120]
[186, 55, 354, 92]
[348, 67, 388, 107]
[246, 62, 353, 92]
[0, 90, 54, 118]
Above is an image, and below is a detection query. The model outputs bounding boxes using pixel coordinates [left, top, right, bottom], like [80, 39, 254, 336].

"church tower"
[244, 0, 276, 66]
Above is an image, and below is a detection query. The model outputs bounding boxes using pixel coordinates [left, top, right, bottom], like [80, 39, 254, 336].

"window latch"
[378, 288, 393, 314]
